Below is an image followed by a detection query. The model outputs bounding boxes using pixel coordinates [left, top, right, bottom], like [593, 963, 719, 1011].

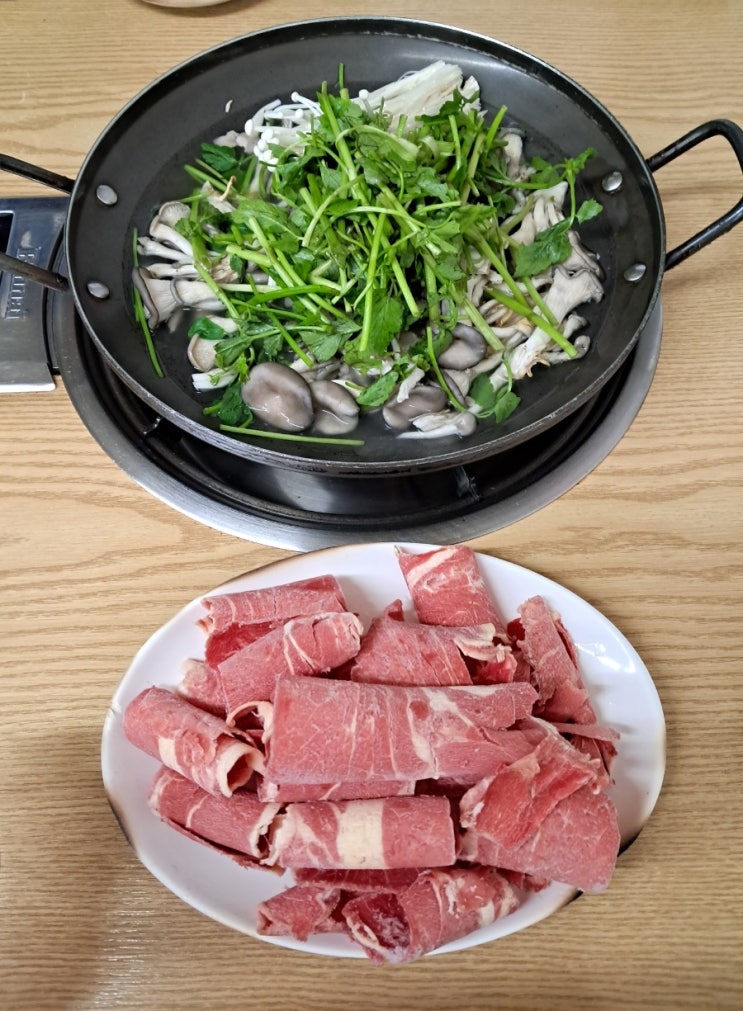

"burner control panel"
[0, 197, 68, 392]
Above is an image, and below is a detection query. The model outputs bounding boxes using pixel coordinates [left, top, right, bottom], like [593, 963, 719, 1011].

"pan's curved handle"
[646, 119, 743, 271]
[0, 153, 74, 291]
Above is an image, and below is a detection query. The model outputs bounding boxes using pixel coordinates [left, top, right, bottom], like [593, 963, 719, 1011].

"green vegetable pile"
[137, 69, 602, 443]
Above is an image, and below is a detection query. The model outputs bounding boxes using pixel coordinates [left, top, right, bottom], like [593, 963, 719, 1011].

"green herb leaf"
[469, 373, 499, 412]
[365, 293, 404, 357]
[575, 198, 603, 224]
[188, 317, 231, 341]
[493, 388, 521, 423]
[469, 374, 521, 423]
[200, 142, 241, 177]
[511, 220, 572, 277]
[204, 382, 252, 427]
[355, 371, 398, 408]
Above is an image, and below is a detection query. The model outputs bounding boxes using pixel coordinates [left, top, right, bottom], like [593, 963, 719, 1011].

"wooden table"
[1, 1, 741, 1007]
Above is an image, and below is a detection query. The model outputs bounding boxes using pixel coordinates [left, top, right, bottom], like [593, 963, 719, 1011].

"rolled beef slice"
[217, 610, 363, 722]
[148, 766, 279, 865]
[199, 575, 347, 635]
[397, 545, 507, 634]
[342, 865, 520, 964]
[267, 795, 456, 870]
[265, 677, 538, 784]
[123, 686, 259, 797]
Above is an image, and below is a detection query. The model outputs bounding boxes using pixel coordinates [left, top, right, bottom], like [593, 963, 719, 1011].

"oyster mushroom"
[309, 380, 360, 435]
[137, 236, 189, 262]
[543, 266, 604, 324]
[187, 316, 238, 372]
[211, 255, 240, 285]
[290, 358, 341, 382]
[501, 131, 528, 181]
[171, 278, 224, 311]
[442, 369, 471, 401]
[562, 230, 603, 276]
[508, 267, 604, 379]
[509, 182, 569, 246]
[395, 367, 426, 402]
[131, 267, 178, 328]
[148, 201, 193, 257]
[382, 385, 448, 432]
[542, 314, 591, 363]
[241, 362, 313, 432]
[437, 323, 488, 370]
[543, 333, 591, 365]
[191, 369, 237, 391]
[146, 261, 200, 280]
[404, 409, 478, 439]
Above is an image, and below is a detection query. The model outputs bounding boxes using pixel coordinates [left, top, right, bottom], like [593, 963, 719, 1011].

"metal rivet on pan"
[87, 281, 110, 300]
[624, 263, 647, 283]
[95, 184, 118, 206]
[602, 171, 623, 193]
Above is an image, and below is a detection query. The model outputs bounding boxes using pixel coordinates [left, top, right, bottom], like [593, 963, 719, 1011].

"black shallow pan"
[2, 17, 742, 475]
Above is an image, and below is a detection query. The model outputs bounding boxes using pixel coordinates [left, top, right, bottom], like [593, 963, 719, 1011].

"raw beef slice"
[397, 545, 507, 634]
[257, 884, 344, 940]
[217, 610, 363, 722]
[123, 686, 259, 797]
[199, 574, 347, 634]
[459, 784, 620, 893]
[267, 795, 456, 870]
[265, 677, 538, 784]
[458, 718, 603, 849]
[342, 866, 520, 964]
[148, 766, 279, 865]
[350, 615, 505, 686]
[177, 658, 226, 717]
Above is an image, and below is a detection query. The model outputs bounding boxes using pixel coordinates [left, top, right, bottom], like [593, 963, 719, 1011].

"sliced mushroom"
[437, 323, 488, 370]
[309, 380, 360, 435]
[382, 385, 448, 432]
[241, 362, 314, 432]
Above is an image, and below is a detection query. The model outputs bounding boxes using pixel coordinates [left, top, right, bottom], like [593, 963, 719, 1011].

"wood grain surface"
[1, 1, 742, 1008]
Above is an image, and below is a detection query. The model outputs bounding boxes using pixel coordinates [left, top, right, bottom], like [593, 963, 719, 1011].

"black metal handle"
[0, 153, 75, 194]
[646, 119, 743, 271]
[0, 154, 74, 291]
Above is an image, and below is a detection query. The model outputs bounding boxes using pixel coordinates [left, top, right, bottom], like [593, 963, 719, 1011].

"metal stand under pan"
[57, 303, 662, 550]
[3, 197, 663, 551]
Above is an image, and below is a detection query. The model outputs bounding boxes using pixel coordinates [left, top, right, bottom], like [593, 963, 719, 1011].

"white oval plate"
[101, 542, 666, 958]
